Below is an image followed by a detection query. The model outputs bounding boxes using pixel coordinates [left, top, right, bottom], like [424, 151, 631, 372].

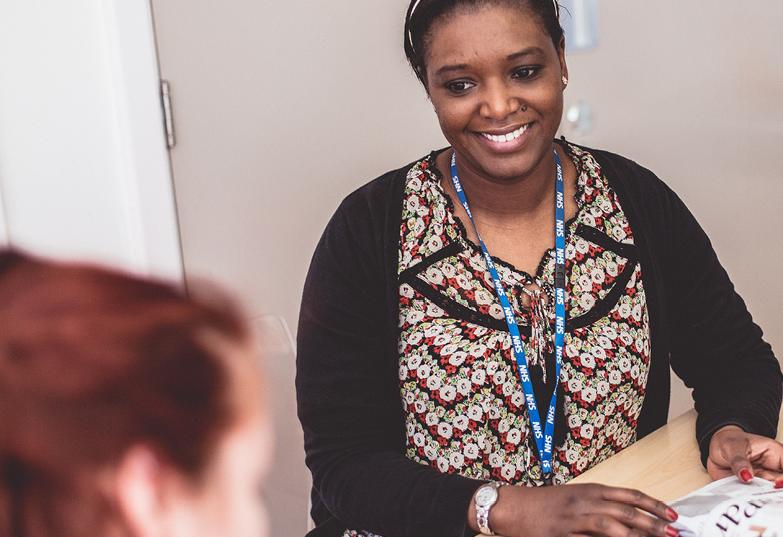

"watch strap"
[475, 482, 501, 535]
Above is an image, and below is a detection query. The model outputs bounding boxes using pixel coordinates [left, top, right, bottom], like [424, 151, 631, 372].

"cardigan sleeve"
[296, 195, 485, 537]
[658, 179, 782, 466]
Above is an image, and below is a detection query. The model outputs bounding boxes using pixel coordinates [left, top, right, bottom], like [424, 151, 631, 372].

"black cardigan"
[296, 145, 782, 537]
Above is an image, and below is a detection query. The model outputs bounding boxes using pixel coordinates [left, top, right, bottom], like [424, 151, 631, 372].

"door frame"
[99, 0, 184, 281]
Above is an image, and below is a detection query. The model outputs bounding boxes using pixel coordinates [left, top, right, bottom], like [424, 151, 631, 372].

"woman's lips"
[474, 122, 534, 153]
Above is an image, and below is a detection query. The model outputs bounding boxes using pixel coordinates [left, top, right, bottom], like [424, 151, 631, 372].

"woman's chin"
[463, 150, 546, 183]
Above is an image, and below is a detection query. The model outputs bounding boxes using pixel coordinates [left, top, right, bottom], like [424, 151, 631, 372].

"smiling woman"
[295, 1, 783, 537]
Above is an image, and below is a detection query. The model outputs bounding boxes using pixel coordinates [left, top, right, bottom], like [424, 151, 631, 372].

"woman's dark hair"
[0, 250, 250, 537]
[404, 0, 564, 87]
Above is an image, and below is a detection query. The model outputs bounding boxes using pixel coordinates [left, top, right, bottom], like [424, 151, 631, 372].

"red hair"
[0, 250, 250, 537]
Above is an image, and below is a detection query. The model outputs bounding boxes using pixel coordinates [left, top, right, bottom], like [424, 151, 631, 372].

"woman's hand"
[707, 425, 783, 486]
[479, 483, 680, 537]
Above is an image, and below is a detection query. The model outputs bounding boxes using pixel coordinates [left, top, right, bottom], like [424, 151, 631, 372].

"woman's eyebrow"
[507, 46, 545, 61]
[434, 63, 470, 77]
[434, 46, 546, 78]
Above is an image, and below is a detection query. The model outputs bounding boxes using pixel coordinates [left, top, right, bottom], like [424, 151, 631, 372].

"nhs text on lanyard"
[449, 150, 566, 477]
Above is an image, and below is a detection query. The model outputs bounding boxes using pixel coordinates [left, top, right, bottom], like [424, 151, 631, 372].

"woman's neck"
[438, 144, 561, 224]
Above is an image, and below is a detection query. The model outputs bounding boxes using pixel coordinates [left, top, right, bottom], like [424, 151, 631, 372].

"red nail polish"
[740, 469, 753, 482]
[666, 526, 680, 537]
[666, 508, 679, 521]
[775, 480, 783, 489]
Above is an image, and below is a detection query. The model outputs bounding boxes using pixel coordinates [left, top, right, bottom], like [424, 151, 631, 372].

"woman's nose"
[479, 81, 521, 121]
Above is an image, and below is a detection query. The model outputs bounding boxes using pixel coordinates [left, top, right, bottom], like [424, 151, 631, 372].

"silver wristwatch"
[474, 482, 502, 535]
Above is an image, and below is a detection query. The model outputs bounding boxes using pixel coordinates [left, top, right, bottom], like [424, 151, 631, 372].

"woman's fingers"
[583, 513, 679, 537]
[754, 468, 783, 482]
[709, 432, 783, 483]
[600, 486, 677, 522]
[600, 503, 678, 537]
[725, 440, 754, 482]
[588, 486, 681, 536]
[583, 514, 642, 537]
[748, 436, 783, 474]
[709, 427, 754, 482]
[706, 464, 734, 481]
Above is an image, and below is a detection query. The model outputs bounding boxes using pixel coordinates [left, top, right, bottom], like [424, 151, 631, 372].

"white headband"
[407, 0, 424, 52]
[407, 0, 561, 53]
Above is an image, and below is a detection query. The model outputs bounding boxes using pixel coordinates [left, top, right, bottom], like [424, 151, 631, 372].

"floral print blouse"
[343, 143, 651, 537]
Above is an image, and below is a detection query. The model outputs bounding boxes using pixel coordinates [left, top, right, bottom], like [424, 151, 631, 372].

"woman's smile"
[474, 121, 535, 154]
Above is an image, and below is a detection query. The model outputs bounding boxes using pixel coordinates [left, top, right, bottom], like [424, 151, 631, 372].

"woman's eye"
[512, 66, 540, 80]
[445, 80, 475, 94]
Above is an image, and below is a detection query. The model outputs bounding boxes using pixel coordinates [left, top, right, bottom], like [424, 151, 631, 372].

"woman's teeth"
[480, 124, 529, 143]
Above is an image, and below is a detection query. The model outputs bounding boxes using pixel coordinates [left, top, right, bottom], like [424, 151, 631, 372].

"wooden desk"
[481, 409, 782, 537]
[570, 409, 783, 502]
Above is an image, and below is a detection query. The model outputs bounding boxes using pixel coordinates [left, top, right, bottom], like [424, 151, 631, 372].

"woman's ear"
[558, 36, 569, 84]
[114, 446, 168, 537]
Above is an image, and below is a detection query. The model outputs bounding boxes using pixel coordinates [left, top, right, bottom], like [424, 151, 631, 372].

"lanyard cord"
[449, 149, 567, 477]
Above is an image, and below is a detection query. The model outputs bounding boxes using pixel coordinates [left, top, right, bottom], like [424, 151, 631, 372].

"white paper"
[671, 477, 783, 536]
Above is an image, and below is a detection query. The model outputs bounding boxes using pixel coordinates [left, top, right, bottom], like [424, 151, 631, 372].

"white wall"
[0, 0, 182, 280]
[0, 186, 8, 247]
[149, 3, 443, 533]
[561, 1, 783, 417]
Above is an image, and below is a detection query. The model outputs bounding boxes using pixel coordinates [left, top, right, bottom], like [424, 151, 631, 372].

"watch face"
[476, 485, 499, 507]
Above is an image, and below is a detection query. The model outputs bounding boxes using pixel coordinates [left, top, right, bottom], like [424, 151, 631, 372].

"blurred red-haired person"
[0, 250, 271, 537]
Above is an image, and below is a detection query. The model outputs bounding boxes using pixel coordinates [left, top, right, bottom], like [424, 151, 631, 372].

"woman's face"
[424, 4, 567, 181]
[179, 400, 273, 537]
[170, 343, 272, 537]
[120, 341, 272, 537]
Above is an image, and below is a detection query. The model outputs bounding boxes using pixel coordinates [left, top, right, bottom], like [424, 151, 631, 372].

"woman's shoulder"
[316, 153, 435, 254]
[568, 141, 701, 253]
[335, 153, 436, 218]
[567, 140, 686, 215]
[567, 141, 652, 178]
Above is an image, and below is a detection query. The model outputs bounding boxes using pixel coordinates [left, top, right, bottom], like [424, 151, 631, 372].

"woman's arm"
[296, 200, 484, 537]
[661, 183, 782, 468]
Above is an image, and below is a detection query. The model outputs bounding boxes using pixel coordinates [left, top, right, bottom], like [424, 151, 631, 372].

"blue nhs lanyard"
[449, 150, 566, 477]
